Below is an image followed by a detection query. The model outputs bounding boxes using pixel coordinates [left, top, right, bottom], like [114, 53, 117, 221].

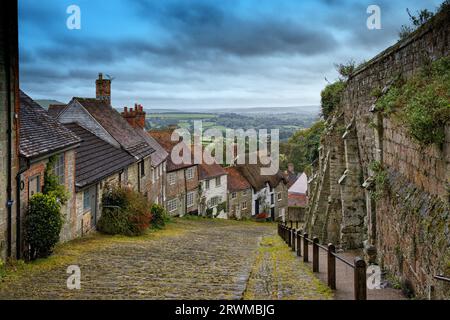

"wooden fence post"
[354, 257, 367, 300]
[296, 231, 302, 257]
[327, 243, 336, 290]
[296, 221, 299, 229]
[291, 229, 295, 251]
[303, 233, 309, 262]
[313, 237, 319, 272]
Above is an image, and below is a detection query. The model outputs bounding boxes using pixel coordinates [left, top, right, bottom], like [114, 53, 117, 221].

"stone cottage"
[149, 129, 199, 216]
[225, 167, 252, 220]
[235, 163, 288, 221]
[198, 163, 228, 218]
[287, 172, 308, 222]
[63, 123, 136, 236]
[18, 91, 81, 256]
[121, 105, 169, 206]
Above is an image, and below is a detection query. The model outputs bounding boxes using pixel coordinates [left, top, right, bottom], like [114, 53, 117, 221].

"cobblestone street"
[0, 218, 332, 300]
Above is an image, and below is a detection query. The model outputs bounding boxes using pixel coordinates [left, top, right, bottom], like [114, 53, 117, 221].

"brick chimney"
[121, 103, 146, 129]
[96, 73, 111, 105]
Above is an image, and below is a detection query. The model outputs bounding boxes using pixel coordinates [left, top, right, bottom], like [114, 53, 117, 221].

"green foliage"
[369, 161, 388, 201]
[98, 186, 153, 236]
[217, 201, 227, 213]
[150, 204, 169, 229]
[43, 155, 69, 205]
[0, 259, 6, 279]
[320, 81, 346, 119]
[205, 207, 214, 217]
[25, 193, 63, 260]
[280, 121, 325, 173]
[376, 57, 450, 146]
[334, 60, 356, 81]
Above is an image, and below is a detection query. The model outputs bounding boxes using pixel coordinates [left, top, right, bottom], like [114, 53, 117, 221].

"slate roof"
[48, 104, 67, 118]
[64, 123, 136, 191]
[134, 128, 168, 167]
[225, 167, 251, 192]
[19, 90, 81, 159]
[74, 98, 154, 159]
[198, 162, 227, 180]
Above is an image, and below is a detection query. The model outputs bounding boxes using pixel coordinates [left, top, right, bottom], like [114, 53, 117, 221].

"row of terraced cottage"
[11, 74, 288, 257]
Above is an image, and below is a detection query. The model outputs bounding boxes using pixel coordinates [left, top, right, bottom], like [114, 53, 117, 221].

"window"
[231, 192, 237, 199]
[242, 201, 248, 210]
[210, 196, 220, 207]
[83, 189, 91, 211]
[29, 175, 41, 198]
[140, 161, 145, 178]
[205, 180, 210, 190]
[168, 173, 176, 185]
[277, 192, 282, 201]
[186, 167, 194, 180]
[271, 193, 274, 204]
[52, 153, 65, 185]
[187, 192, 195, 208]
[167, 199, 177, 212]
[151, 168, 155, 182]
[242, 189, 248, 196]
[215, 176, 221, 187]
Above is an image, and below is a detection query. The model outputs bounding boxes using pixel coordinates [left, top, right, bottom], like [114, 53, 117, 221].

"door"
[255, 199, 259, 215]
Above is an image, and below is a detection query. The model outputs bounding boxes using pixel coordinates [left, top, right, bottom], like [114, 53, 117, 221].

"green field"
[147, 113, 217, 119]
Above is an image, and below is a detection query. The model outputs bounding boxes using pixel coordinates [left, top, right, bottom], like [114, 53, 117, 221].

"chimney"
[288, 163, 295, 174]
[121, 103, 146, 129]
[96, 73, 111, 105]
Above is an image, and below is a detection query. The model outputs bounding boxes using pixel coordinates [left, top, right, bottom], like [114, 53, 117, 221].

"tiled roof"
[149, 129, 195, 172]
[47, 104, 67, 118]
[19, 90, 81, 159]
[198, 162, 227, 180]
[134, 128, 168, 167]
[64, 123, 136, 191]
[225, 167, 251, 192]
[74, 98, 154, 159]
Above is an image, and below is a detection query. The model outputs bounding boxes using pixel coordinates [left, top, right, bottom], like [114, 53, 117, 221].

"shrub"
[376, 57, 450, 146]
[150, 204, 168, 229]
[320, 81, 346, 119]
[43, 155, 69, 205]
[25, 193, 63, 260]
[97, 186, 152, 236]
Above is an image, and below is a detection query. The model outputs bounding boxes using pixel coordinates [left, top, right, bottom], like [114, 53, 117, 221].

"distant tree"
[334, 60, 356, 81]
[281, 121, 325, 174]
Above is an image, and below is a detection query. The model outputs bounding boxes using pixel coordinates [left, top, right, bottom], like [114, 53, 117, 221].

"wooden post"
[296, 231, 302, 257]
[290, 221, 293, 229]
[303, 233, 309, 262]
[313, 237, 319, 272]
[354, 257, 367, 300]
[296, 221, 299, 229]
[327, 243, 336, 290]
[291, 229, 295, 251]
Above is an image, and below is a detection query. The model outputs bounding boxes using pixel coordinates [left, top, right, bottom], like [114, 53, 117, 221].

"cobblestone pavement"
[0, 218, 331, 300]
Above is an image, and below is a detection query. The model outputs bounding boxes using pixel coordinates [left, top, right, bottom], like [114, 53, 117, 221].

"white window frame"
[242, 201, 247, 210]
[277, 192, 282, 201]
[186, 167, 194, 180]
[187, 191, 195, 208]
[215, 176, 221, 187]
[205, 180, 210, 190]
[167, 199, 177, 212]
[231, 192, 237, 199]
[168, 172, 176, 185]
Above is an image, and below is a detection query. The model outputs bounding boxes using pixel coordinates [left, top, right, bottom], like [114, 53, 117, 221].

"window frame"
[167, 199, 177, 212]
[186, 167, 194, 180]
[187, 191, 195, 208]
[52, 153, 65, 185]
[215, 176, 221, 187]
[83, 189, 91, 212]
[168, 172, 176, 185]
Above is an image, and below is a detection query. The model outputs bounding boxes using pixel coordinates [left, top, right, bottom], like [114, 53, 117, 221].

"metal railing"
[278, 222, 367, 300]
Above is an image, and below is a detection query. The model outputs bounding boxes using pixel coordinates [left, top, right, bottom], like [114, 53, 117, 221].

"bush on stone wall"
[98, 186, 152, 236]
[25, 193, 63, 260]
[376, 57, 450, 146]
[150, 204, 169, 229]
[320, 81, 346, 120]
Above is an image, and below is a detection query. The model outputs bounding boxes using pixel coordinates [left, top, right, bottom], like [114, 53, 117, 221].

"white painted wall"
[200, 174, 228, 218]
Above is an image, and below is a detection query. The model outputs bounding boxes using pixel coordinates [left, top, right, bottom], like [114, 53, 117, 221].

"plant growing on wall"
[369, 161, 388, 201]
[43, 155, 69, 205]
[25, 193, 63, 260]
[376, 57, 450, 147]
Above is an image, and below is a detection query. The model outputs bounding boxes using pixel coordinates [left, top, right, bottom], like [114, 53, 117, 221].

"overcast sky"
[18, 0, 442, 111]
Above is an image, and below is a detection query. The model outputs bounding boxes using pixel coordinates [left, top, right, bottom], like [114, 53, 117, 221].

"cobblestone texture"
[0, 218, 331, 300]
